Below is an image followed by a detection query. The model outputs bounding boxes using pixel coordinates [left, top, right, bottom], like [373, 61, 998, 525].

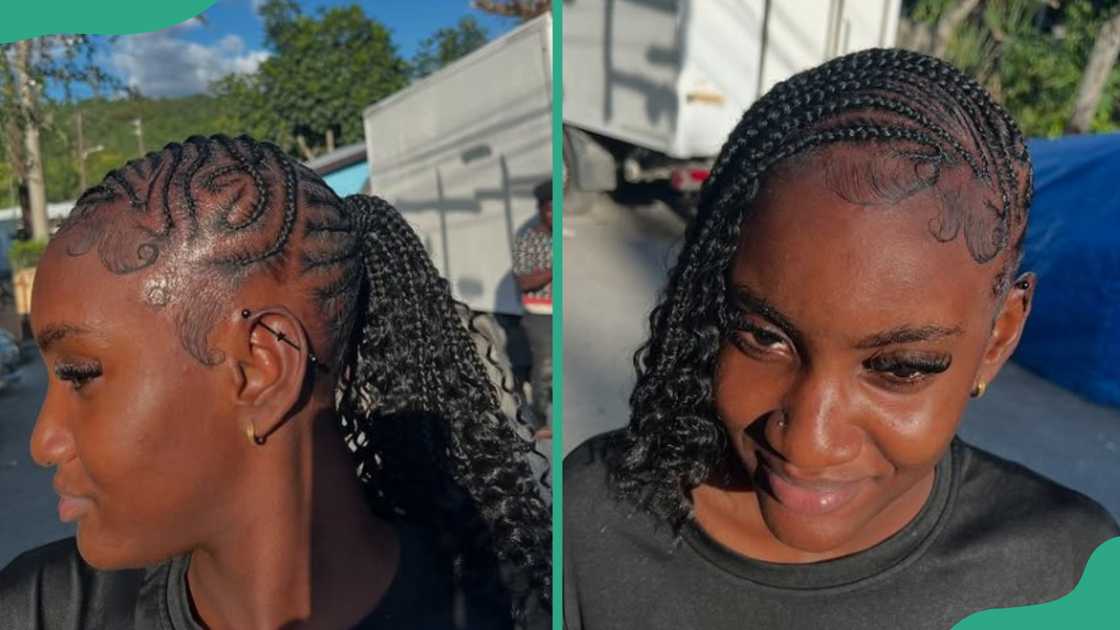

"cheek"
[713, 343, 786, 431]
[856, 351, 981, 472]
[860, 390, 964, 472]
[78, 363, 236, 520]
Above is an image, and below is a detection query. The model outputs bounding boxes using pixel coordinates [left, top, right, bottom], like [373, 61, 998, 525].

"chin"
[75, 524, 163, 570]
[757, 496, 865, 555]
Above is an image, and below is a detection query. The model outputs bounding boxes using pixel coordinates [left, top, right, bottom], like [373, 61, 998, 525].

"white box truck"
[362, 15, 553, 317]
[563, 0, 902, 212]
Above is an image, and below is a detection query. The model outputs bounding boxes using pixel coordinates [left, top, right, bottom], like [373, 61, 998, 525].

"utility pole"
[76, 110, 86, 191]
[15, 39, 49, 241]
[132, 116, 145, 156]
[74, 110, 104, 193]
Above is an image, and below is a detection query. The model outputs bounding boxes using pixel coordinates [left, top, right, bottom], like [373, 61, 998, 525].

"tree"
[214, 1, 409, 160]
[0, 35, 114, 239]
[898, 0, 985, 58]
[900, 0, 1120, 138]
[472, 0, 550, 21]
[1069, 9, 1120, 133]
[412, 16, 490, 80]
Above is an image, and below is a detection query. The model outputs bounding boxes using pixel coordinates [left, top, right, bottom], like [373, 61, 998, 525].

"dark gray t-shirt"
[0, 522, 512, 630]
[564, 432, 1119, 630]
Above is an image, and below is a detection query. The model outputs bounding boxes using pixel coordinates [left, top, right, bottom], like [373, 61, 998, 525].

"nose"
[767, 366, 863, 470]
[30, 397, 76, 468]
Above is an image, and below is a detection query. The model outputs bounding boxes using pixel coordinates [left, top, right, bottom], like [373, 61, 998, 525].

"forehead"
[30, 242, 165, 348]
[733, 155, 1000, 335]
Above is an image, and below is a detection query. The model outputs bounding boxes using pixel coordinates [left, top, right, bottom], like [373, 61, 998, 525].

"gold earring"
[970, 382, 987, 399]
[245, 423, 266, 446]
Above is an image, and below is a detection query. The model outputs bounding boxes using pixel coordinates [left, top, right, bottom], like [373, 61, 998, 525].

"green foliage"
[0, 94, 240, 202]
[904, 0, 1120, 138]
[214, 0, 409, 159]
[8, 238, 46, 271]
[412, 16, 490, 80]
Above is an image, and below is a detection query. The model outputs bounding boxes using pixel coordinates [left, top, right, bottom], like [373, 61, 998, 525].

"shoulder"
[0, 538, 146, 629]
[563, 430, 671, 543]
[953, 441, 1119, 577]
[1, 538, 85, 600]
[515, 218, 548, 243]
[563, 431, 622, 508]
[958, 442, 1118, 535]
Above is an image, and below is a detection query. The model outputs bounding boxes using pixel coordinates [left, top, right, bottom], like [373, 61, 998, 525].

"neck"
[186, 407, 398, 630]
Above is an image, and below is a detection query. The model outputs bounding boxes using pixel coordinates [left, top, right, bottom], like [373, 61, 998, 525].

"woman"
[564, 48, 1118, 629]
[0, 135, 551, 629]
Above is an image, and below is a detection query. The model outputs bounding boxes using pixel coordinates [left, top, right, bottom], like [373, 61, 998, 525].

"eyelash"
[54, 363, 102, 391]
[732, 320, 791, 359]
[864, 354, 951, 388]
[733, 319, 951, 389]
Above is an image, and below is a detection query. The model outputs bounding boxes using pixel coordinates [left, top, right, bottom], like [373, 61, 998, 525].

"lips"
[57, 495, 93, 523]
[759, 462, 866, 516]
[53, 477, 93, 523]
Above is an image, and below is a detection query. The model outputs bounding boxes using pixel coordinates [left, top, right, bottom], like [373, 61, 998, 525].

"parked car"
[0, 328, 22, 393]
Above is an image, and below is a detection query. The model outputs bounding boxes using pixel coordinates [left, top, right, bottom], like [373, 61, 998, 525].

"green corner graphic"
[1, 1, 217, 44]
[954, 537, 1120, 629]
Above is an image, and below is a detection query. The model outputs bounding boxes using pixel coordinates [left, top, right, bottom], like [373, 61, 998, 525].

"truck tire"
[563, 125, 616, 216]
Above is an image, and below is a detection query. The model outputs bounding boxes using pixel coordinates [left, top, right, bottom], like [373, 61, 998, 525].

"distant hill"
[1, 94, 242, 204]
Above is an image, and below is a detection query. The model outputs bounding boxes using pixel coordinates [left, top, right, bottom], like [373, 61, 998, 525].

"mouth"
[53, 477, 93, 523]
[57, 495, 93, 523]
[757, 459, 867, 516]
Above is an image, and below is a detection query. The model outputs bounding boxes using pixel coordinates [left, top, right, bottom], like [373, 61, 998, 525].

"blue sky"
[103, 0, 519, 98]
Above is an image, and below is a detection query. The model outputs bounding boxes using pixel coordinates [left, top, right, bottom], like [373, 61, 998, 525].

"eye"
[54, 362, 103, 392]
[732, 320, 791, 357]
[865, 354, 950, 389]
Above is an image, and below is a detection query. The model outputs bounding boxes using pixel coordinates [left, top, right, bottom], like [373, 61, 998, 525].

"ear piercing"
[970, 382, 987, 398]
[240, 308, 322, 369]
[245, 423, 267, 446]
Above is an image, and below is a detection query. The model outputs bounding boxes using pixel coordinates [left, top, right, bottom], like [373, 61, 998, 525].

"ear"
[975, 272, 1036, 388]
[224, 306, 314, 443]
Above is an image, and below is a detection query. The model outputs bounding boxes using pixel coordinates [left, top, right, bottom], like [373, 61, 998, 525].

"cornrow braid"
[55, 134, 551, 625]
[337, 194, 551, 622]
[610, 48, 1033, 533]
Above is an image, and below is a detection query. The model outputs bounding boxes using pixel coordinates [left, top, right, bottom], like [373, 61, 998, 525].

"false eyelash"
[55, 362, 103, 386]
[866, 354, 951, 374]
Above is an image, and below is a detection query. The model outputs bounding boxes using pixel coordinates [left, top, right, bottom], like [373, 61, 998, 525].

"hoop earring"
[970, 382, 987, 399]
[245, 423, 267, 446]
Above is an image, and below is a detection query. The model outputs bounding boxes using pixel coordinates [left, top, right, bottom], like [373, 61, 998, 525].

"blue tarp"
[1016, 134, 1120, 407]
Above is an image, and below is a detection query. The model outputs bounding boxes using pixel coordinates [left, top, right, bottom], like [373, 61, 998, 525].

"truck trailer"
[563, 0, 902, 212]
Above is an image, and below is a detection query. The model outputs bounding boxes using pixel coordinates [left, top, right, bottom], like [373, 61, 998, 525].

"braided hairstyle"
[54, 134, 551, 622]
[610, 48, 1033, 532]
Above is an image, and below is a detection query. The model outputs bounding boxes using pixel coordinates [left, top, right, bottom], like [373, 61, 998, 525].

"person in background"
[513, 181, 553, 438]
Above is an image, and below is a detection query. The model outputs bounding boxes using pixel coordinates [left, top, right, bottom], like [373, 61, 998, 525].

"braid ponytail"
[336, 194, 551, 622]
[59, 133, 550, 625]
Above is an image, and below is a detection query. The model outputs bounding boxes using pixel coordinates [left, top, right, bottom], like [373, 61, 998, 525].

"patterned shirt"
[512, 216, 552, 314]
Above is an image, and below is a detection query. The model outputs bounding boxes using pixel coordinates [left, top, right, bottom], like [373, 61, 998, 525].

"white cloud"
[109, 28, 269, 98]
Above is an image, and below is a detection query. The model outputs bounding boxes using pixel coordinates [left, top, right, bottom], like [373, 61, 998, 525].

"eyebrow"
[730, 285, 962, 350]
[35, 323, 93, 353]
[730, 285, 806, 351]
[854, 324, 963, 349]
